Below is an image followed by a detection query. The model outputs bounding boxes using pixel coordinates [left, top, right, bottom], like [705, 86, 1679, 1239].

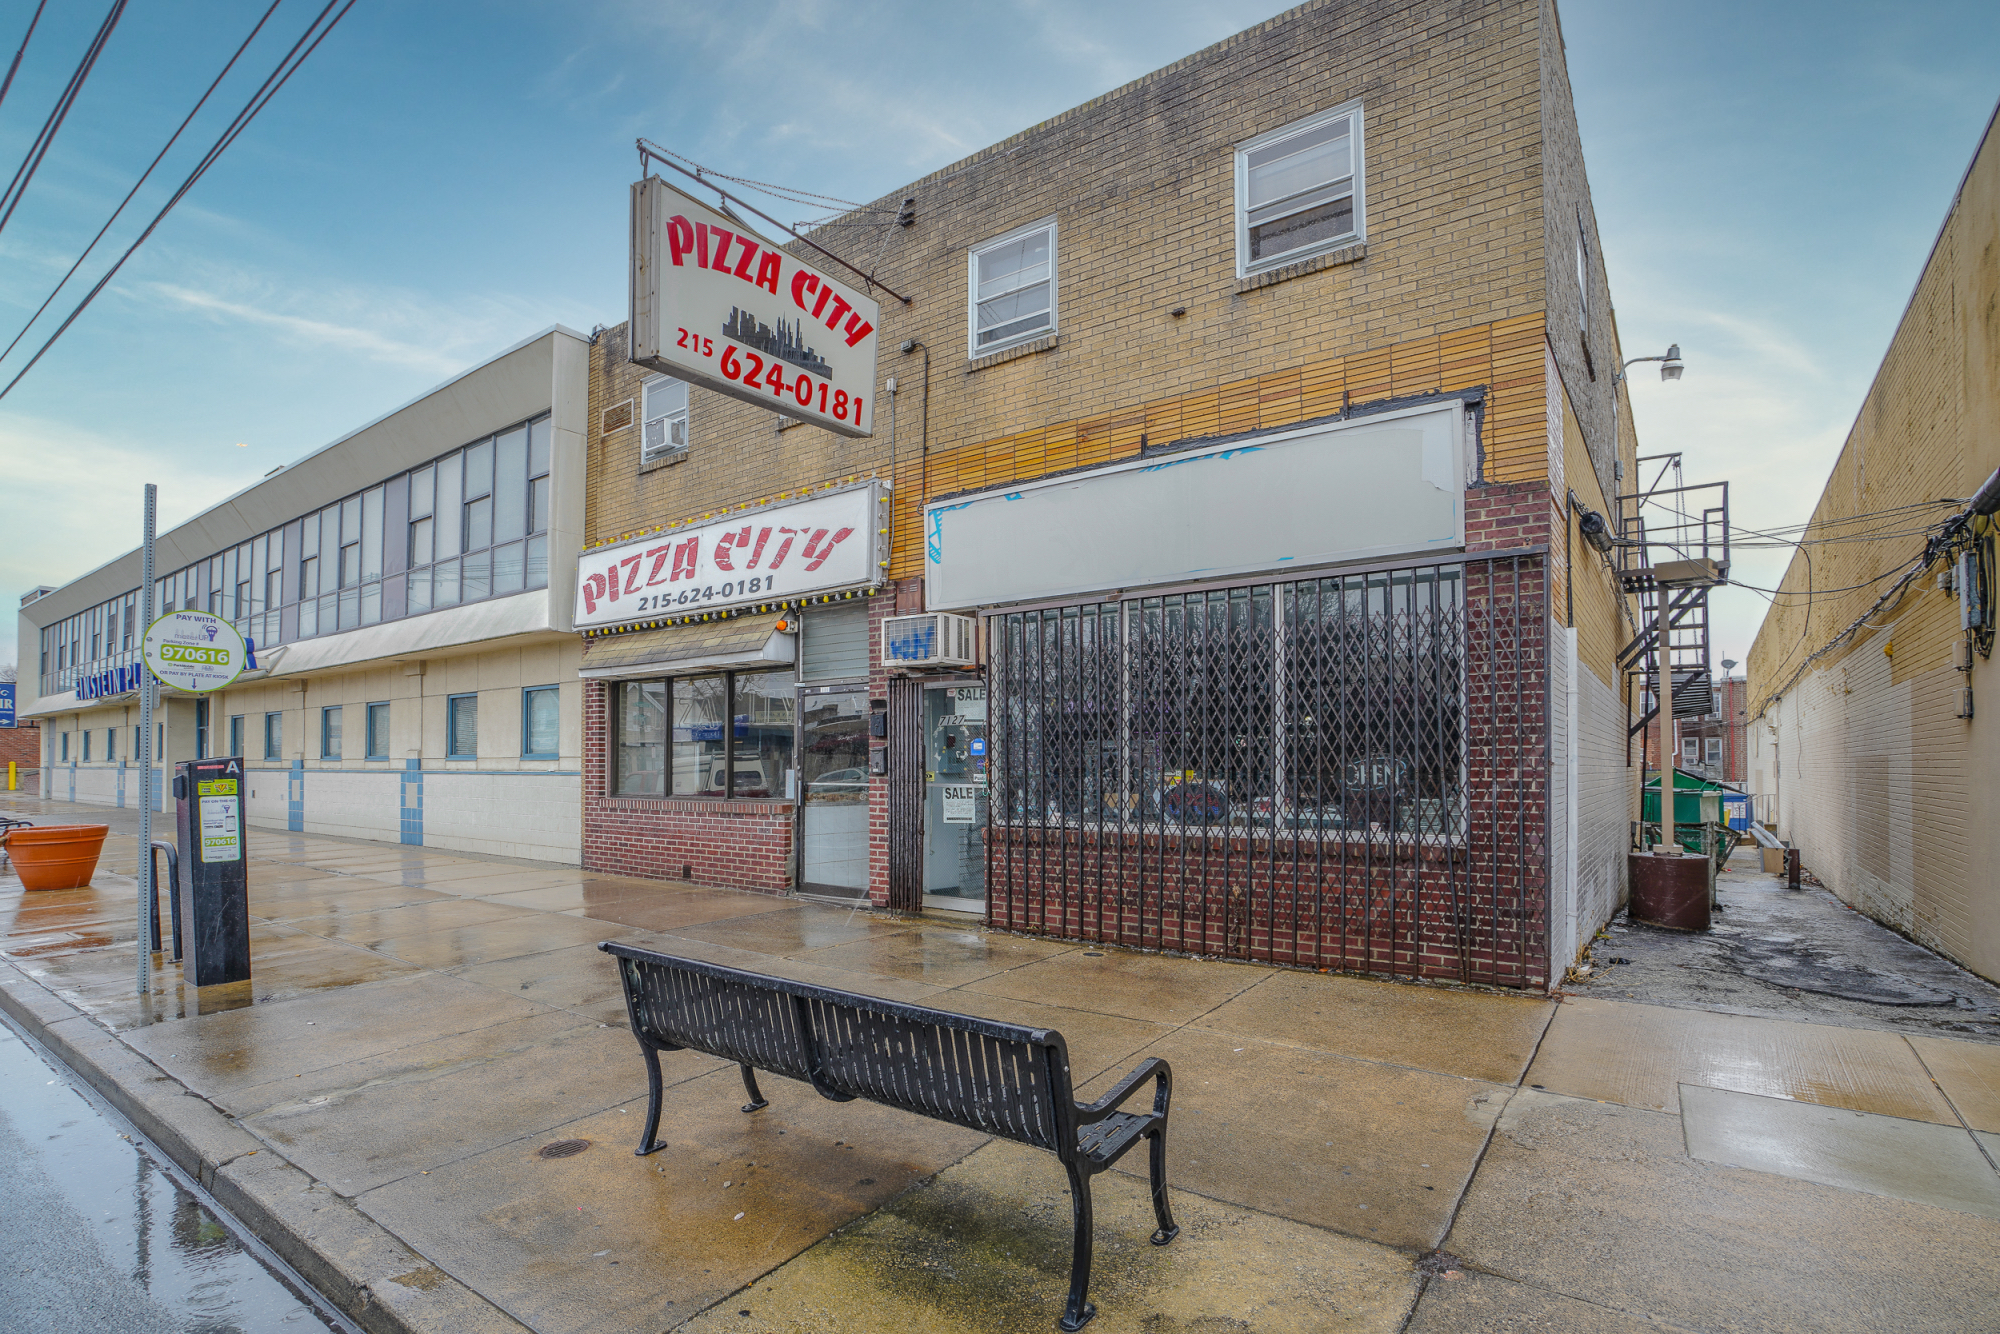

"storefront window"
[992, 563, 1465, 839]
[731, 671, 795, 798]
[673, 675, 727, 795]
[615, 681, 667, 794]
[612, 669, 795, 798]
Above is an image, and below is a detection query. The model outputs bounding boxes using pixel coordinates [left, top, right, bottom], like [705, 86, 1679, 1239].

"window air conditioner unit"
[882, 612, 978, 668]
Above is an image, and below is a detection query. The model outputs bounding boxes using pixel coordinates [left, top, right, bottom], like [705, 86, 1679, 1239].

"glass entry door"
[923, 682, 988, 909]
[798, 688, 870, 898]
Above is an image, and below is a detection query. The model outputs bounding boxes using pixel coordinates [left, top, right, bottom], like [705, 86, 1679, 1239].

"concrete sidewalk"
[4, 792, 1999, 1333]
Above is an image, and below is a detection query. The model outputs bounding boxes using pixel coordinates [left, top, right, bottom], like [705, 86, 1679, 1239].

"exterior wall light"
[1659, 344, 1684, 381]
[1577, 507, 1617, 554]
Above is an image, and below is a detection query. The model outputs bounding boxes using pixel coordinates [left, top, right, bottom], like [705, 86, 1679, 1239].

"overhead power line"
[0, 0, 52, 116]
[0, 0, 359, 404]
[0, 0, 128, 239]
[0, 0, 287, 370]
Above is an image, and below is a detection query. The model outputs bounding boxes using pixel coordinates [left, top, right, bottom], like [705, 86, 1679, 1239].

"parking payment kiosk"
[173, 757, 251, 986]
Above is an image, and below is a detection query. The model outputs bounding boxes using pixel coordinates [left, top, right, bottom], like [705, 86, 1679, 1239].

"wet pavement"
[1570, 844, 2000, 1039]
[3, 791, 1999, 1333]
[0, 1014, 351, 1333]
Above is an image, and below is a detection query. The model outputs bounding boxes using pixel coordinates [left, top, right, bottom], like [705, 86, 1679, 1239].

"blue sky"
[1, 0, 1996, 671]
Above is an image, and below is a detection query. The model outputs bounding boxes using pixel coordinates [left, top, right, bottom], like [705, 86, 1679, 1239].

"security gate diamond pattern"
[986, 555, 1548, 987]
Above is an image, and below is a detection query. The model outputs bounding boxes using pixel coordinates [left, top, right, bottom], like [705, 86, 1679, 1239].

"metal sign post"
[135, 606, 249, 992]
[137, 484, 156, 999]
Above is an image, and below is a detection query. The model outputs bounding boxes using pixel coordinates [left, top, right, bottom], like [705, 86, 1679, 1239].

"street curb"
[0, 959, 532, 1334]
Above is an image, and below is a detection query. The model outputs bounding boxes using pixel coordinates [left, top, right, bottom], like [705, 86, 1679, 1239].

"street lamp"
[1609, 344, 1684, 483]
[1621, 343, 1684, 383]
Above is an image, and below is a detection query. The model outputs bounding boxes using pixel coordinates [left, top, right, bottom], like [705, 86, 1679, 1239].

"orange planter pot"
[3, 824, 111, 891]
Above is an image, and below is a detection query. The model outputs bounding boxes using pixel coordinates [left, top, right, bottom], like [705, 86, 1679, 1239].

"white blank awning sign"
[924, 400, 1468, 610]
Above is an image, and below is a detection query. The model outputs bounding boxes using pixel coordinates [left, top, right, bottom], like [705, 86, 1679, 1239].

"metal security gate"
[986, 554, 1548, 987]
[884, 676, 925, 912]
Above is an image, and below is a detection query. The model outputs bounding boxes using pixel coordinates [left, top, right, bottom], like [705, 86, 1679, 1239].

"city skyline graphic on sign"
[722, 306, 833, 377]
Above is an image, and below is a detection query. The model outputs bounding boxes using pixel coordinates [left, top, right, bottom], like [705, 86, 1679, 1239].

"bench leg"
[739, 1063, 769, 1113]
[1146, 1127, 1179, 1246]
[1058, 1163, 1096, 1331]
[635, 1043, 668, 1156]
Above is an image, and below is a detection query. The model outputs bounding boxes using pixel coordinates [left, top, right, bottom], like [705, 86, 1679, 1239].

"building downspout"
[1566, 625, 1580, 967]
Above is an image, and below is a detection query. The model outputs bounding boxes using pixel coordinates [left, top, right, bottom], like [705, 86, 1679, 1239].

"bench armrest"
[1074, 1056, 1172, 1126]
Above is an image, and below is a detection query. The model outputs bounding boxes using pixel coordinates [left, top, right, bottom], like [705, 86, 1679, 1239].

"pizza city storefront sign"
[630, 176, 880, 438]
[575, 484, 888, 633]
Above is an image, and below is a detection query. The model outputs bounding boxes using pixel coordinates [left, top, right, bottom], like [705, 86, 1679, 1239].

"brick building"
[0, 718, 39, 777]
[1747, 104, 2000, 983]
[578, 0, 1646, 990]
[1646, 673, 1746, 787]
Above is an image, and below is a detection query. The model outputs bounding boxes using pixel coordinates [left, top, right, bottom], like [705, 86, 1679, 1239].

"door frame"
[793, 679, 872, 902]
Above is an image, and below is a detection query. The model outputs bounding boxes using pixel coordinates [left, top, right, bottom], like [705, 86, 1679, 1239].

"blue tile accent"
[399, 760, 423, 846]
[288, 759, 305, 832]
[116, 760, 126, 809]
[67, 762, 75, 803]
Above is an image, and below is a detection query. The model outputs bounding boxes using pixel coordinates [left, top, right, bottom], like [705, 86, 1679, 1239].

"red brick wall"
[0, 723, 38, 770]
[865, 584, 906, 909]
[981, 485, 1554, 989]
[580, 678, 796, 893]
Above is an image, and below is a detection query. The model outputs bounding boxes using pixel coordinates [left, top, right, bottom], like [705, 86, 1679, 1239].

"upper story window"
[407, 417, 551, 614]
[640, 376, 688, 466]
[969, 218, 1056, 355]
[1236, 102, 1364, 276]
[36, 414, 552, 700]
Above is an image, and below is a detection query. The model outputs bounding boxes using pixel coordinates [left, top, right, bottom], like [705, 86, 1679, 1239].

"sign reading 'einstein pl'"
[630, 176, 880, 438]
[142, 610, 247, 693]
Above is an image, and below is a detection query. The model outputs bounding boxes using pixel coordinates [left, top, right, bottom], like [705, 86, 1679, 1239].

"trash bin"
[1628, 849, 1710, 930]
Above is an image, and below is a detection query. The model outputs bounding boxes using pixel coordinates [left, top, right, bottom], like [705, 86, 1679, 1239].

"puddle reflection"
[0, 1020, 344, 1331]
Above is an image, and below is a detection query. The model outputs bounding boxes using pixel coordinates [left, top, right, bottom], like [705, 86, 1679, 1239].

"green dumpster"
[1641, 768, 1743, 826]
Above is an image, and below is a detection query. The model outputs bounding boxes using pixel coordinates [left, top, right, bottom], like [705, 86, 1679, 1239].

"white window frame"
[967, 216, 1058, 358]
[1234, 100, 1366, 278]
[640, 375, 689, 466]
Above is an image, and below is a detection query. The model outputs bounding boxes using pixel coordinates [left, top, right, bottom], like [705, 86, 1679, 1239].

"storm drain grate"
[538, 1139, 591, 1159]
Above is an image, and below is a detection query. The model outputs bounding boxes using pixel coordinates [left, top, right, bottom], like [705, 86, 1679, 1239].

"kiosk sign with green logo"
[141, 611, 247, 693]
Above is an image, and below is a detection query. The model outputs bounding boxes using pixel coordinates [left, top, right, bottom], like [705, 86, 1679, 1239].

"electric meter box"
[173, 757, 251, 987]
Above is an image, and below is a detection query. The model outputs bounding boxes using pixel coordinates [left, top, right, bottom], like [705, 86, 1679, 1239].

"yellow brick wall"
[1559, 377, 1635, 679]
[1745, 109, 2000, 982]
[899, 314, 1550, 579]
[585, 0, 1560, 562]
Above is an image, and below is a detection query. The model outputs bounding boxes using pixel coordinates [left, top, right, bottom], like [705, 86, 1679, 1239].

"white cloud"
[145, 282, 471, 377]
[0, 413, 256, 666]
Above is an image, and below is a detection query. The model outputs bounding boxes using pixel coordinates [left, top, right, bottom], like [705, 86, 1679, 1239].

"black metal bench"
[600, 941, 1178, 1331]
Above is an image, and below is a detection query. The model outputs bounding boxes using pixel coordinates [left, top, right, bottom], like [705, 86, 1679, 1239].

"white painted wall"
[422, 772, 581, 862]
[1575, 654, 1629, 938]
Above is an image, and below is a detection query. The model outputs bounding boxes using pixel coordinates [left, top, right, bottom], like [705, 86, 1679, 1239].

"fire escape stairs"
[1614, 458, 1730, 745]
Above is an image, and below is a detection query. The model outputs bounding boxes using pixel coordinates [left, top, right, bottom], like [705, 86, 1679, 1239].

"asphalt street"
[0, 1016, 345, 1334]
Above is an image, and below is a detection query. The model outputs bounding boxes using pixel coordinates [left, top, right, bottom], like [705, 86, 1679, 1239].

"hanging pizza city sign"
[141, 610, 247, 693]
[630, 176, 879, 439]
